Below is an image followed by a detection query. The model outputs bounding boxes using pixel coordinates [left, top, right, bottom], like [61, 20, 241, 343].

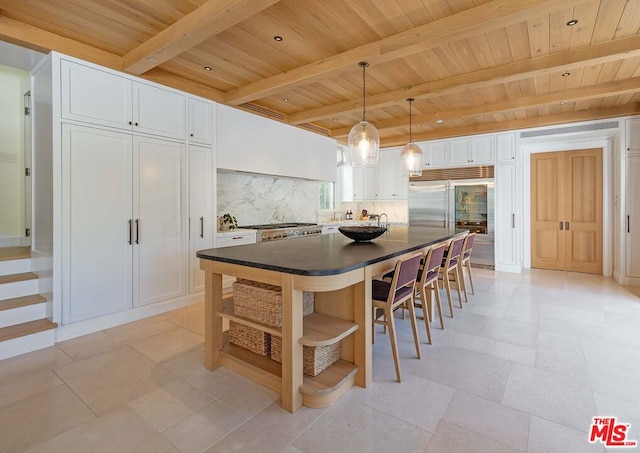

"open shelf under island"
[197, 226, 464, 413]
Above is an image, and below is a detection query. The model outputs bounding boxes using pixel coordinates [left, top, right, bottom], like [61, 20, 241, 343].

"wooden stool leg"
[419, 295, 432, 345]
[386, 306, 402, 383]
[443, 273, 455, 318]
[466, 261, 475, 295]
[454, 267, 464, 308]
[407, 297, 423, 355]
[459, 263, 468, 303]
[372, 306, 376, 344]
[433, 282, 445, 330]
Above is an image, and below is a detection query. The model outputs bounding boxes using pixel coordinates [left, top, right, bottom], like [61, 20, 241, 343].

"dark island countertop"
[197, 226, 464, 276]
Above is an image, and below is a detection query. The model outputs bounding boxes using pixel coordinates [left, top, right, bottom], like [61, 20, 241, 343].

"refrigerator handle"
[512, 213, 515, 229]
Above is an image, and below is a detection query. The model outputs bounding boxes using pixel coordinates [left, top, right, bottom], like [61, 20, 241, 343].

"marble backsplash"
[217, 171, 319, 226]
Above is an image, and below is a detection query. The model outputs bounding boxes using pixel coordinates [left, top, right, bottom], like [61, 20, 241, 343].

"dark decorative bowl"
[338, 226, 387, 242]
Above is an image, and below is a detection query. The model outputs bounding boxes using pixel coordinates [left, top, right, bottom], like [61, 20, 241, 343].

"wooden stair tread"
[0, 294, 47, 311]
[0, 272, 38, 285]
[0, 247, 31, 262]
[0, 319, 57, 342]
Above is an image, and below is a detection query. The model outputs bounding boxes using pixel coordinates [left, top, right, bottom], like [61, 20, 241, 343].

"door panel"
[189, 145, 212, 293]
[563, 149, 602, 274]
[134, 137, 186, 306]
[62, 124, 133, 323]
[531, 152, 562, 270]
[626, 157, 640, 278]
[530, 149, 602, 274]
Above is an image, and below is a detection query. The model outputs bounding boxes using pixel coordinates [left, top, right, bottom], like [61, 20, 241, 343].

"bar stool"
[372, 252, 422, 383]
[440, 235, 466, 317]
[460, 232, 476, 302]
[414, 242, 448, 344]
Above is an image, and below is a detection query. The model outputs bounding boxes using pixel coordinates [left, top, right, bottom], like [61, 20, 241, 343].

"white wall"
[0, 64, 30, 246]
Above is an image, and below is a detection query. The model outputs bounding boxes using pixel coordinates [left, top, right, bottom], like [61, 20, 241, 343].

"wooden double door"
[530, 148, 603, 274]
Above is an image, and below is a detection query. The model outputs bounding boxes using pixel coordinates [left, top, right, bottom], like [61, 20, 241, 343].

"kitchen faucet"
[378, 213, 389, 228]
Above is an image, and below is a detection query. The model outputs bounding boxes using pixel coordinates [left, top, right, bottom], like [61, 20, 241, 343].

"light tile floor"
[1, 269, 640, 452]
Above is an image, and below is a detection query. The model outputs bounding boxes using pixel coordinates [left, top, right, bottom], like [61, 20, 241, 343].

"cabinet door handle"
[628, 215, 631, 233]
[128, 121, 132, 125]
[559, 221, 564, 231]
[565, 222, 569, 230]
[135, 122, 139, 127]
[128, 219, 133, 245]
[200, 217, 204, 238]
[512, 213, 515, 229]
[135, 219, 140, 244]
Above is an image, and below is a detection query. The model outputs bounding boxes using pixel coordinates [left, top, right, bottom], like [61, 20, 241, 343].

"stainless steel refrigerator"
[409, 179, 495, 268]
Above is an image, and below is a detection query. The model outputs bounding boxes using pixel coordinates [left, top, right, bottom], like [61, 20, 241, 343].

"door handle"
[559, 221, 563, 231]
[128, 219, 133, 245]
[512, 213, 515, 229]
[628, 215, 631, 233]
[135, 219, 140, 244]
[565, 222, 569, 230]
[200, 217, 204, 238]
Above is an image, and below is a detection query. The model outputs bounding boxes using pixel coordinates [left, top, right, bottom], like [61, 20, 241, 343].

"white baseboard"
[0, 236, 22, 247]
[55, 292, 204, 342]
[0, 329, 56, 361]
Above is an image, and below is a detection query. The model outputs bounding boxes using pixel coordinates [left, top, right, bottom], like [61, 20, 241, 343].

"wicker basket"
[271, 335, 341, 377]
[233, 279, 314, 327]
[228, 321, 271, 356]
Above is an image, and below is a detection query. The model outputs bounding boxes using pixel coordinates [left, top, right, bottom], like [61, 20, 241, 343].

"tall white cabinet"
[55, 54, 215, 326]
[494, 133, 520, 272]
[625, 118, 640, 280]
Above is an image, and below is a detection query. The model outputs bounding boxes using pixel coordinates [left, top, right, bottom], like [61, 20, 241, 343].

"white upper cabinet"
[450, 138, 472, 166]
[496, 132, 516, 163]
[216, 104, 336, 181]
[626, 118, 640, 155]
[188, 97, 214, 145]
[449, 136, 495, 166]
[60, 58, 186, 140]
[133, 82, 186, 140]
[61, 59, 133, 130]
[423, 141, 448, 168]
[377, 148, 408, 199]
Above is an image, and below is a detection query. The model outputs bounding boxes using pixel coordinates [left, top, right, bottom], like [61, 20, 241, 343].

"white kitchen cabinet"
[216, 230, 257, 291]
[217, 103, 336, 181]
[450, 136, 495, 166]
[626, 118, 640, 155]
[494, 164, 519, 272]
[626, 156, 640, 278]
[189, 145, 213, 293]
[496, 132, 516, 163]
[61, 58, 186, 140]
[188, 97, 214, 145]
[377, 148, 408, 199]
[133, 83, 186, 140]
[423, 141, 448, 168]
[61, 124, 187, 322]
[344, 165, 376, 201]
[61, 124, 133, 323]
[61, 59, 133, 131]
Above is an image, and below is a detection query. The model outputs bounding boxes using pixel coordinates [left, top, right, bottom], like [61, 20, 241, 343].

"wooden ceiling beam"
[224, 0, 591, 105]
[379, 104, 640, 147]
[0, 14, 121, 70]
[331, 77, 640, 137]
[140, 68, 225, 103]
[122, 0, 281, 75]
[292, 34, 640, 124]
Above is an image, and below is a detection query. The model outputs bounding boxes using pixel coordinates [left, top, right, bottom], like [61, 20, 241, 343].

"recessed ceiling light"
[331, 117, 338, 122]
[283, 98, 289, 102]
[274, 36, 283, 42]
[562, 72, 570, 77]
[560, 101, 567, 105]
[566, 19, 578, 26]
[435, 119, 444, 124]
[204, 66, 212, 71]
[147, 57, 158, 64]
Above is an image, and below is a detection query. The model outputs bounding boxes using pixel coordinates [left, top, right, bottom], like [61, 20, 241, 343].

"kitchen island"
[197, 226, 463, 412]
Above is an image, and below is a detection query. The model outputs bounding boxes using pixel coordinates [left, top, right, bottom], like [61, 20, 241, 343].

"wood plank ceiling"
[1, 0, 639, 147]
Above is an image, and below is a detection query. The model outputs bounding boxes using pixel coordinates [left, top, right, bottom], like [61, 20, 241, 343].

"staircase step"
[0, 247, 31, 262]
[0, 294, 46, 311]
[0, 319, 57, 343]
[0, 272, 38, 285]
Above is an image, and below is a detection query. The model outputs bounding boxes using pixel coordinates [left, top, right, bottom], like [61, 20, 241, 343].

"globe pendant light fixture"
[348, 62, 380, 167]
[400, 98, 423, 177]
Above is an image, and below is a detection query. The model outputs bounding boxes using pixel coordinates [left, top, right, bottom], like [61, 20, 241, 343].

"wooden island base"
[198, 227, 462, 412]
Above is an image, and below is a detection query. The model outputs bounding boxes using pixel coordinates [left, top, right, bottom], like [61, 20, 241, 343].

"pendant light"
[400, 98, 423, 177]
[348, 62, 380, 167]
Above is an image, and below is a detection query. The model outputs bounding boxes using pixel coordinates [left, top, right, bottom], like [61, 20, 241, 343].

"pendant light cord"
[360, 62, 368, 123]
[408, 99, 413, 142]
